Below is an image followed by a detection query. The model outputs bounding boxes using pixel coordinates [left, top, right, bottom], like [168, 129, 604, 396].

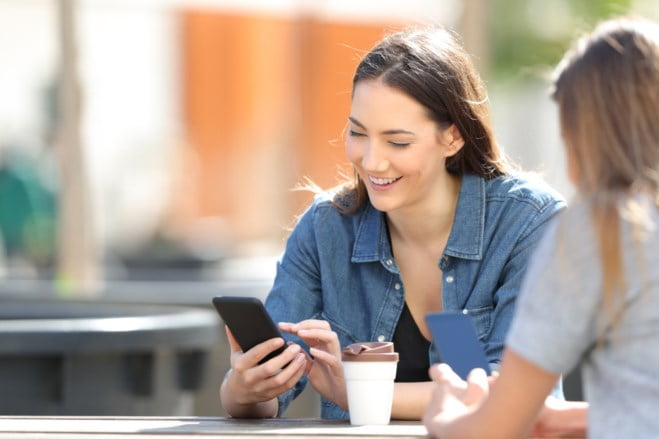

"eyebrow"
[348, 116, 415, 136]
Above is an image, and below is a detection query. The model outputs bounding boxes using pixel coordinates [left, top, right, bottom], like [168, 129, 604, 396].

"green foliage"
[488, 0, 634, 80]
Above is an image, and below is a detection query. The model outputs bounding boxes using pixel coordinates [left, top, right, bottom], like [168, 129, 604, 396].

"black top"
[392, 302, 431, 382]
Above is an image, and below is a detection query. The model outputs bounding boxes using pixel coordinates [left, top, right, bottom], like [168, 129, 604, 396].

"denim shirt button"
[385, 259, 393, 266]
[377, 335, 386, 342]
[462, 309, 469, 315]
[394, 283, 401, 290]
[445, 275, 454, 283]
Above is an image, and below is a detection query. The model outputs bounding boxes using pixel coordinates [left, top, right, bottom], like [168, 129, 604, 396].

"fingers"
[429, 363, 469, 404]
[255, 350, 308, 396]
[300, 348, 314, 374]
[294, 319, 332, 330]
[225, 326, 241, 352]
[429, 363, 464, 385]
[463, 368, 489, 406]
[296, 328, 339, 351]
[278, 320, 340, 356]
[240, 344, 305, 387]
[279, 319, 331, 334]
[253, 343, 303, 378]
[228, 346, 308, 405]
[225, 325, 287, 365]
[487, 370, 499, 387]
[424, 367, 459, 425]
[231, 336, 286, 371]
[466, 368, 489, 391]
[296, 328, 335, 341]
[305, 346, 347, 410]
[427, 364, 489, 408]
[309, 346, 342, 370]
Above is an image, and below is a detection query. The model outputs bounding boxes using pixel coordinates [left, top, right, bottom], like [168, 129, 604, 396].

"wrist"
[539, 401, 588, 437]
[558, 402, 588, 437]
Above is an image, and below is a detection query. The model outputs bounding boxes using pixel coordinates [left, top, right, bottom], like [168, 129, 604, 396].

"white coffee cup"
[341, 342, 399, 425]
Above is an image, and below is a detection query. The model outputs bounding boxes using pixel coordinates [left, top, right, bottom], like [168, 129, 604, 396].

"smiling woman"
[219, 26, 567, 421]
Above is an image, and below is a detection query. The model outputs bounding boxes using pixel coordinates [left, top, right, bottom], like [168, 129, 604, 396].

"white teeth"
[369, 176, 400, 185]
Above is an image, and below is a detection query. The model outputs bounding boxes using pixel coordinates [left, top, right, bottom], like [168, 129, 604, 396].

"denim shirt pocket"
[320, 311, 357, 346]
[462, 305, 493, 341]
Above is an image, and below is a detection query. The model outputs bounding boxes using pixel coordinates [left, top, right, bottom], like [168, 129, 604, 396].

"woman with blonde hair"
[423, 17, 659, 438]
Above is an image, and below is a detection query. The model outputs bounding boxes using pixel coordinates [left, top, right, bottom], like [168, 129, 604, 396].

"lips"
[368, 175, 402, 189]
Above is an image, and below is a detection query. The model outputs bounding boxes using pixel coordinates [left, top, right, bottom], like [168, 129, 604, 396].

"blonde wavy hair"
[551, 17, 659, 326]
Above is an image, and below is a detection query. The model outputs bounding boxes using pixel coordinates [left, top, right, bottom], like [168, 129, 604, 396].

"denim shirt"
[265, 173, 566, 419]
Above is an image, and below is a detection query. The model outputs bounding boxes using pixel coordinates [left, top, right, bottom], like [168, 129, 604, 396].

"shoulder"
[528, 199, 596, 272]
[483, 172, 567, 213]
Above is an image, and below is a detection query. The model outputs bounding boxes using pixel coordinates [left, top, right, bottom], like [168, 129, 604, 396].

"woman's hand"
[422, 364, 489, 436]
[424, 351, 561, 439]
[220, 326, 308, 418]
[279, 320, 348, 410]
[530, 396, 588, 438]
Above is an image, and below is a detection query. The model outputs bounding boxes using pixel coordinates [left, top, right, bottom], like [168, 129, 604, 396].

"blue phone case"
[425, 312, 492, 380]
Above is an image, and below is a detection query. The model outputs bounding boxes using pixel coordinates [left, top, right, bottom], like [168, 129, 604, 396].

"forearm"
[391, 382, 434, 420]
[220, 372, 279, 418]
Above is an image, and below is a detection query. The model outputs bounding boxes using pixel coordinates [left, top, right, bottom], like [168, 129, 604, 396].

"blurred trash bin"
[0, 299, 218, 415]
[0, 276, 321, 418]
[102, 278, 321, 418]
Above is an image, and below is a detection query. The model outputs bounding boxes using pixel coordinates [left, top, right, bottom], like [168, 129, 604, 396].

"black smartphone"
[425, 312, 492, 380]
[212, 296, 287, 364]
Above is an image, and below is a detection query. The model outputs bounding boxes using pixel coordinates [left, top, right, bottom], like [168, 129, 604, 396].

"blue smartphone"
[425, 312, 492, 380]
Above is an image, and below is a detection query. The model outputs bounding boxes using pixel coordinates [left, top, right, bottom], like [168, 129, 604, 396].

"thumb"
[463, 368, 489, 406]
[224, 325, 242, 353]
[301, 349, 314, 375]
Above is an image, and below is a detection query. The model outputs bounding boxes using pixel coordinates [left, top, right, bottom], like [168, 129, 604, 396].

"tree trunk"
[56, 0, 101, 295]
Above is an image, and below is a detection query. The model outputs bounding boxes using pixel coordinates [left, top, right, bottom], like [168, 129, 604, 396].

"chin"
[367, 196, 399, 213]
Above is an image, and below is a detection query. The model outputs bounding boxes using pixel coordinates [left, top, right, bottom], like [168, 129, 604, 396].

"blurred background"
[0, 0, 657, 418]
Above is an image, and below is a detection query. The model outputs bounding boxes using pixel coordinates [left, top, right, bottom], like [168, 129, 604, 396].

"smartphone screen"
[425, 312, 492, 380]
[212, 296, 287, 364]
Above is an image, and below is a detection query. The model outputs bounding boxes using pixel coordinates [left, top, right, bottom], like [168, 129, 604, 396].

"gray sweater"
[507, 197, 659, 438]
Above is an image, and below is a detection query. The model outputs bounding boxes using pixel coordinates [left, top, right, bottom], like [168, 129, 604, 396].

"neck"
[387, 174, 461, 247]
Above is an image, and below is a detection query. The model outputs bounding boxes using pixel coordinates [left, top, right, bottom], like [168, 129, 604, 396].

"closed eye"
[348, 130, 366, 137]
[388, 141, 410, 147]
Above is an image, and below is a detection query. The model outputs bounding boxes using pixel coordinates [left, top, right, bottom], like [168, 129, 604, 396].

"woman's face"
[345, 79, 461, 213]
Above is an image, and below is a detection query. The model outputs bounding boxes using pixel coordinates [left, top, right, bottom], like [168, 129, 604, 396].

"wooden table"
[0, 417, 428, 438]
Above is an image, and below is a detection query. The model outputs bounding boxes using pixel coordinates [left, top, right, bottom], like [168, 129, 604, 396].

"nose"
[362, 142, 389, 173]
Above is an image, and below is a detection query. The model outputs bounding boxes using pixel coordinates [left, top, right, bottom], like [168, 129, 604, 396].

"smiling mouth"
[368, 175, 402, 186]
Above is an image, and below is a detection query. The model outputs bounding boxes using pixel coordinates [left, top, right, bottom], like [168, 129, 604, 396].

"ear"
[440, 124, 465, 158]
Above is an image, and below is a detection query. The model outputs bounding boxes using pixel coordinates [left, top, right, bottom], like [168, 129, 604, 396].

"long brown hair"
[551, 18, 659, 324]
[332, 26, 513, 214]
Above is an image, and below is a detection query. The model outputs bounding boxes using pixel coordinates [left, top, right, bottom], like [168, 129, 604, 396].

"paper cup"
[342, 360, 398, 425]
[341, 342, 399, 426]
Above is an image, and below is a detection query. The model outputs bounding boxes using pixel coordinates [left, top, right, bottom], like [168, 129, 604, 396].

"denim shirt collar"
[444, 173, 485, 260]
[351, 173, 485, 264]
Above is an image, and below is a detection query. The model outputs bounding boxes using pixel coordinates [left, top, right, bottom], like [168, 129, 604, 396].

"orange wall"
[181, 12, 390, 244]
